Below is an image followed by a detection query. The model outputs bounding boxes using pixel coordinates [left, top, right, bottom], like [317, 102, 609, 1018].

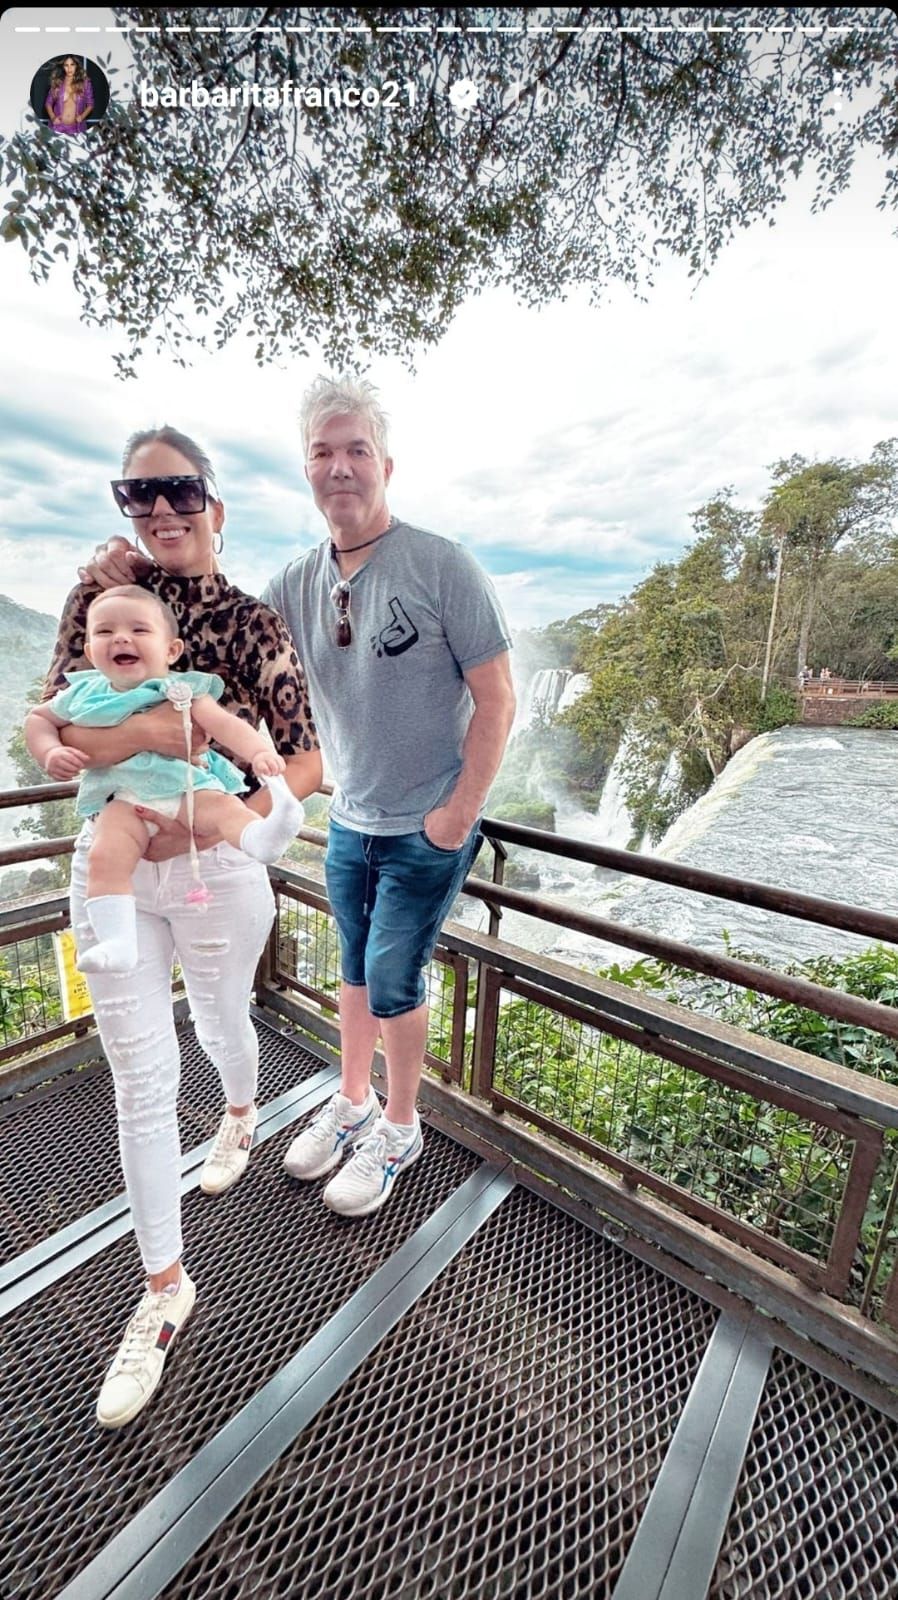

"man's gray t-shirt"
[262, 520, 512, 834]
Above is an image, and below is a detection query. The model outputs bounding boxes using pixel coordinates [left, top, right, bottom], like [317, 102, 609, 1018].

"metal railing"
[801, 679, 898, 697]
[0, 894, 79, 1064]
[258, 857, 898, 1338]
[3, 782, 898, 1376]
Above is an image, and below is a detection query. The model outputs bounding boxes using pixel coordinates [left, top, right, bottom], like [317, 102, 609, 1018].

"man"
[264, 375, 515, 1216]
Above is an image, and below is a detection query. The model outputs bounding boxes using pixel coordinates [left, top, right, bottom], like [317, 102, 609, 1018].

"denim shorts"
[324, 820, 483, 1018]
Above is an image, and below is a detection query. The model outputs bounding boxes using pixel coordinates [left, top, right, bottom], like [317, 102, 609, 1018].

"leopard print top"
[44, 569, 318, 784]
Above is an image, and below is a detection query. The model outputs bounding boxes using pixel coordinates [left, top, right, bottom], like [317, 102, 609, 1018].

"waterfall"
[491, 726, 898, 972]
[517, 667, 589, 731]
[651, 736, 776, 860]
[557, 673, 589, 714]
[636, 749, 684, 851]
[605, 726, 891, 965]
[591, 733, 637, 851]
[525, 668, 572, 725]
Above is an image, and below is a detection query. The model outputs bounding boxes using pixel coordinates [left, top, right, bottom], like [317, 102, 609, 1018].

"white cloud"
[1, 37, 896, 629]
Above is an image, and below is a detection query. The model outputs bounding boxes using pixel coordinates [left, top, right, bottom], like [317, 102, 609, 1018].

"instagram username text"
[139, 79, 418, 111]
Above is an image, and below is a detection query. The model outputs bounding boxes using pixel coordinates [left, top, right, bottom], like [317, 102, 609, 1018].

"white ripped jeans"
[70, 826, 275, 1274]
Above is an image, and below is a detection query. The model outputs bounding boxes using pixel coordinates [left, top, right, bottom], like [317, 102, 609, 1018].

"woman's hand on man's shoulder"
[77, 536, 152, 589]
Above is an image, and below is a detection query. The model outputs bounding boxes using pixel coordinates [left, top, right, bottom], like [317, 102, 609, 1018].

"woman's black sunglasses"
[110, 475, 209, 518]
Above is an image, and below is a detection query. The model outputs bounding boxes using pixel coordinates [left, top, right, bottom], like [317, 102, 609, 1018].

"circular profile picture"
[29, 55, 110, 136]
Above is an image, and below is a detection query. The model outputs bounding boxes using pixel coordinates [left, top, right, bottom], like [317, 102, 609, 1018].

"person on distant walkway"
[55, 426, 320, 1429]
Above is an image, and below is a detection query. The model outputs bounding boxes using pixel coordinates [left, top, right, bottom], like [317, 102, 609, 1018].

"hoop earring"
[134, 534, 146, 554]
[213, 532, 224, 555]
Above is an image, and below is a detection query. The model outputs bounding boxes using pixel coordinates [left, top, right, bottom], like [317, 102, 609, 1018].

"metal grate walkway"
[2, 1015, 897, 1600]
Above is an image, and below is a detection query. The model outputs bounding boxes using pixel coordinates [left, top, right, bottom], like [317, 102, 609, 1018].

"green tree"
[1, 8, 894, 375]
[811, 546, 898, 681]
[553, 449, 898, 842]
[515, 606, 613, 677]
[563, 490, 771, 836]
[760, 441, 898, 681]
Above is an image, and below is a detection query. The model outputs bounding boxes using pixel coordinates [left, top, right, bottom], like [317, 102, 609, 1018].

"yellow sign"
[52, 929, 94, 1021]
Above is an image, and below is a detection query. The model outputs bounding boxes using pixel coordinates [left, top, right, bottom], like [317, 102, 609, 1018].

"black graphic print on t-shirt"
[371, 597, 420, 658]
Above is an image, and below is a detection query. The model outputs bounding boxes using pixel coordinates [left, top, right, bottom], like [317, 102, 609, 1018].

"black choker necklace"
[330, 516, 398, 560]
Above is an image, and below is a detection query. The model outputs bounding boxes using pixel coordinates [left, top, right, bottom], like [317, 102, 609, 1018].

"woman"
[48, 425, 321, 1429]
[45, 56, 94, 134]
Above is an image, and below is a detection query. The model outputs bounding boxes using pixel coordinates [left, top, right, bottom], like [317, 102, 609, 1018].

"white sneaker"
[283, 1089, 380, 1181]
[96, 1270, 196, 1429]
[322, 1114, 424, 1217]
[200, 1105, 258, 1196]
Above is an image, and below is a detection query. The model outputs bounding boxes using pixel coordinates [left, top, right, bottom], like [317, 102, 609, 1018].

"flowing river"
[467, 726, 898, 973]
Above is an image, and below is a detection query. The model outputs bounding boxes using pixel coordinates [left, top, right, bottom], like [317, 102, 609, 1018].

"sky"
[1, 7, 896, 637]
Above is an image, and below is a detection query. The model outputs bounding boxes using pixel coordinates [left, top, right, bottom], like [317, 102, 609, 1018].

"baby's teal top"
[48, 670, 247, 819]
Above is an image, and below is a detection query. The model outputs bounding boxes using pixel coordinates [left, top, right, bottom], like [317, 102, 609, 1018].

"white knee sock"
[78, 894, 139, 973]
[239, 776, 304, 864]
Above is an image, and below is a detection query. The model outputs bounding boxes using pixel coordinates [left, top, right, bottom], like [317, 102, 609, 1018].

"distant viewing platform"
[799, 677, 898, 724]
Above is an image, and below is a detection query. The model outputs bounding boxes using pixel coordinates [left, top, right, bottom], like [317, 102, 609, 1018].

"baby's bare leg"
[186, 781, 303, 865]
[78, 803, 150, 975]
[86, 802, 151, 899]
[184, 791, 256, 847]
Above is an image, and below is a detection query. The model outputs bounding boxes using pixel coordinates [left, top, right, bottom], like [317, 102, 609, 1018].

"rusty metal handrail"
[0, 782, 78, 810]
[262, 873, 898, 1338]
[6, 780, 898, 945]
[474, 964, 883, 1302]
[470, 878, 898, 1042]
[0, 836, 75, 870]
[4, 781, 898, 1060]
[270, 849, 898, 1048]
[478, 818, 898, 947]
[268, 863, 898, 1127]
[802, 679, 898, 696]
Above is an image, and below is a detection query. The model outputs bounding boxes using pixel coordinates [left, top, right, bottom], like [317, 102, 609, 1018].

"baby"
[26, 586, 304, 974]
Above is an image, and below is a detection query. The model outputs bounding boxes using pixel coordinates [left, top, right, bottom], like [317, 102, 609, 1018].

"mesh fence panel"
[492, 993, 859, 1274]
[272, 890, 466, 1074]
[0, 928, 66, 1049]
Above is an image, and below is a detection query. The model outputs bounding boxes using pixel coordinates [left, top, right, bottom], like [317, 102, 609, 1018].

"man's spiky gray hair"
[300, 374, 390, 460]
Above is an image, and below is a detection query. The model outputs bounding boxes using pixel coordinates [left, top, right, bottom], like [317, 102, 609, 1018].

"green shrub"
[847, 700, 898, 729]
[492, 943, 898, 1297]
[757, 684, 800, 732]
[490, 799, 556, 831]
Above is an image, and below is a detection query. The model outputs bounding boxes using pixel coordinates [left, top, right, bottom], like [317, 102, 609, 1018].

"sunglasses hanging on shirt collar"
[330, 580, 352, 647]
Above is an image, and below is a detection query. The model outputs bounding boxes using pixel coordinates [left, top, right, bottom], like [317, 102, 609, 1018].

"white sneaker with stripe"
[96, 1269, 196, 1429]
[283, 1089, 381, 1181]
[322, 1114, 424, 1217]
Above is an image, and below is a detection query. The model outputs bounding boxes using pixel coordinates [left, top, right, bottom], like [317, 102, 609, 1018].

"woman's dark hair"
[50, 56, 87, 89]
[122, 425, 220, 498]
